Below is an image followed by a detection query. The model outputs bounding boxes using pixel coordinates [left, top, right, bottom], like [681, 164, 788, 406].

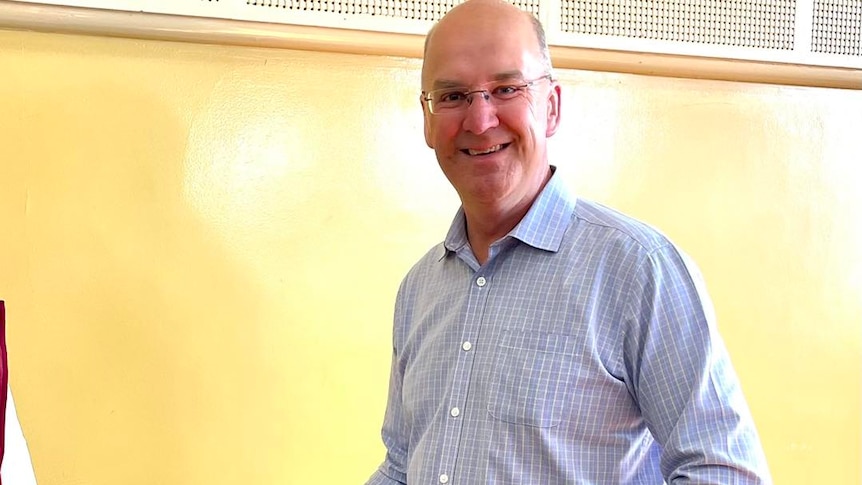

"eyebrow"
[429, 71, 527, 90]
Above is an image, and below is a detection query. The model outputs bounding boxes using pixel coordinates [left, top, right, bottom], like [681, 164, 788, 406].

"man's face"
[421, 10, 561, 208]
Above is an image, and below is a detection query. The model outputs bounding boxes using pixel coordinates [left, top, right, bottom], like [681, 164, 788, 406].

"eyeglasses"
[421, 74, 553, 115]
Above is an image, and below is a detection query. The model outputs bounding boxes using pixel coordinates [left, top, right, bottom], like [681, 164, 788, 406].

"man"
[367, 0, 772, 483]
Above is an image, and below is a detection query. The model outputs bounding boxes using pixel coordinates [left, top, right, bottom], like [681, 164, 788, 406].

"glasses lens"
[431, 90, 467, 113]
[425, 76, 550, 114]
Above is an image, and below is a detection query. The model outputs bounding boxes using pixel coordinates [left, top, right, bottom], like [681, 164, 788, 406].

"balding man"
[367, 1, 772, 483]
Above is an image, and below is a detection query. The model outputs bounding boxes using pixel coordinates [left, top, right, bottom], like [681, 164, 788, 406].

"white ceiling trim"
[1, 0, 860, 88]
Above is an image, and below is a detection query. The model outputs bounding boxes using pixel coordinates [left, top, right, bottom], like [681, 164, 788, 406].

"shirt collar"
[441, 166, 577, 258]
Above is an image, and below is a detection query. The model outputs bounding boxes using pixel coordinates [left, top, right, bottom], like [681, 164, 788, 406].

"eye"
[492, 84, 524, 98]
[436, 90, 467, 103]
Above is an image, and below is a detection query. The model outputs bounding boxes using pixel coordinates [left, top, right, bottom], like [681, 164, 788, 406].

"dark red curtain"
[0, 300, 7, 483]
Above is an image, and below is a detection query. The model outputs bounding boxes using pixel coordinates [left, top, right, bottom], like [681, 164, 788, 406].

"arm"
[365, 345, 409, 485]
[366, 287, 410, 485]
[623, 245, 772, 484]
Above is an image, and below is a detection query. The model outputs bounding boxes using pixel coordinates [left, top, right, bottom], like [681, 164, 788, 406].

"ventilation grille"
[6, 0, 862, 69]
[812, 0, 861, 56]
[246, 0, 458, 21]
[561, 0, 797, 50]
[245, 0, 539, 21]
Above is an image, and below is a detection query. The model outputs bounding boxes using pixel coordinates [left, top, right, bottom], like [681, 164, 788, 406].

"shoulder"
[395, 242, 448, 297]
[571, 201, 710, 311]
[391, 242, 454, 342]
[566, 199, 708, 297]
[572, 199, 673, 253]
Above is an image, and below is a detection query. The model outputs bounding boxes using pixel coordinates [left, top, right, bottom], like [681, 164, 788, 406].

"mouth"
[461, 143, 511, 157]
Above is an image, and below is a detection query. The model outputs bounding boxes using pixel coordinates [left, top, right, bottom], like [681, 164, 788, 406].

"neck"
[463, 206, 524, 265]
[462, 167, 552, 265]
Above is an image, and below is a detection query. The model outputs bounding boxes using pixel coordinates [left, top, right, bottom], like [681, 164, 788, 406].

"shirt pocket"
[487, 329, 577, 428]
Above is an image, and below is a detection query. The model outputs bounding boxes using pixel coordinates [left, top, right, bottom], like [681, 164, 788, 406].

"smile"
[462, 143, 510, 156]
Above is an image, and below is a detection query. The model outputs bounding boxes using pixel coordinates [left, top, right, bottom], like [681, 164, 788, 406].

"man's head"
[420, 0, 561, 210]
[422, 5, 553, 78]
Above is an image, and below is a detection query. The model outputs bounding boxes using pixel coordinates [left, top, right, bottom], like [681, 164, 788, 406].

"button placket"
[437, 270, 491, 485]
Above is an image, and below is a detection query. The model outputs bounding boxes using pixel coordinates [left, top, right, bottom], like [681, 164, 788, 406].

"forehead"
[421, 12, 543, 87]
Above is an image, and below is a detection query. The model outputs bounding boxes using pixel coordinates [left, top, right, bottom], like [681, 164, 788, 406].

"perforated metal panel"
[5, 0, 862, 69]
[560, 0, 796, 49]
[812, 0, 861, 56]
[511, 0, 542, 16]
[245, 0, 539, 21]
[246, 0, 458, 21]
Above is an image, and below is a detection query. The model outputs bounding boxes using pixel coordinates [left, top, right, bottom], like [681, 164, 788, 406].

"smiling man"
[366, 1, 772, 483]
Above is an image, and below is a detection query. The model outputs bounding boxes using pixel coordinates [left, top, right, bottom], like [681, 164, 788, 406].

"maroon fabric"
[0, 300, 7, 484]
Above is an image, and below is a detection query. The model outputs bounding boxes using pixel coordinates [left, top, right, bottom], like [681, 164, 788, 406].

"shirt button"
[450, 407, 460, 417]
[462, 341, 472, 351]
[476, 276, 486, 287]
[439, 474, 449, 484]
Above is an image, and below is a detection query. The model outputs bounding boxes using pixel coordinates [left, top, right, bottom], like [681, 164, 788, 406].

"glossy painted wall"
[0, 28, 860, 484]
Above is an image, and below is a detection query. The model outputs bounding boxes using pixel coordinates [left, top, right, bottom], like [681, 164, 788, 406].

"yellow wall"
[0, 28, 860, 484]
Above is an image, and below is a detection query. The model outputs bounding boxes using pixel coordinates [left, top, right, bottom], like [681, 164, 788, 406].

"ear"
[545, 83, 561, 137]
[421, 95, 434, 148]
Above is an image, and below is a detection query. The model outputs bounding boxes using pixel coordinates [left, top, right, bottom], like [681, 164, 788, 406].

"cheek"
[499, 111, 535, 144]
[428, 119, 460, 150]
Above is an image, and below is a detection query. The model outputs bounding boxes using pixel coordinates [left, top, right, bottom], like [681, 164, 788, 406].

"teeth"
[467, 144, 503, 156]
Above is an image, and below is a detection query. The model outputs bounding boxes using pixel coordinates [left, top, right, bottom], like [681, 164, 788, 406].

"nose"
[461, 90, 499, 134]
[464, 89, 491, 106]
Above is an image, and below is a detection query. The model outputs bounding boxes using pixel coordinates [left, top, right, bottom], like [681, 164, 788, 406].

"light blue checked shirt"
[368, 168, 771, 484]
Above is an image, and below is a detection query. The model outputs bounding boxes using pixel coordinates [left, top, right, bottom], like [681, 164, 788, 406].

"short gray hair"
[528, 13, 554, 74]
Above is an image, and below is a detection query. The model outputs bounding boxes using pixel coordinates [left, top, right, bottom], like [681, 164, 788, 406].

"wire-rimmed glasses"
[421, 74, 553, 115]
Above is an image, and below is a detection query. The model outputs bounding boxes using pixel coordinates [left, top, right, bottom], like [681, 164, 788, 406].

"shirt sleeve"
[366, 288, 411, 485]
[365, 468, 406, 485]
[365, 345, 409, 485]
[622, 244, 772, 484]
